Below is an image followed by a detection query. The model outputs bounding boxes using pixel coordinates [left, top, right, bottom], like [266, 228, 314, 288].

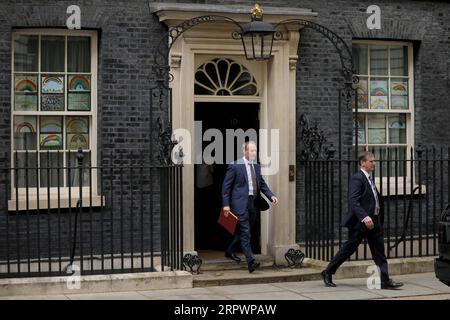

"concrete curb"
[0, 271, 193, 297]
[303, 256, 437, 279]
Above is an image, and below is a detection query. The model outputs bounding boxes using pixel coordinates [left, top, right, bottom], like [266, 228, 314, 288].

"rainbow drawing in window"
[391, 81, 408, 95]
[15, 121, 36, 133]
[42, 76, 64, 93]
[40, 117, 62, 133]
[66, 117, 88, 133]
[68, 75, 90, 92]
[370, 80, 388, 96]
[68, 134, 89, 149]
[15, 76, 38, 93]
[40, 134, 62, 148]
[370, 96, 388, 110]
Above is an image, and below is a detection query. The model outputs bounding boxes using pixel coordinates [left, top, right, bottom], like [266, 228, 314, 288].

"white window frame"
[9, 29, 99, 210]
[352, 40, 416, 194]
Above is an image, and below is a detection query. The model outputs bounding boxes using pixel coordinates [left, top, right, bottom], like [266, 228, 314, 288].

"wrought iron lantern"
[238, 4, 278, 61]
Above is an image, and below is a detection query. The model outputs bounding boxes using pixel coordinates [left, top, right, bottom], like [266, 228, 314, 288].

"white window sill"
[376, 181, 426, 196]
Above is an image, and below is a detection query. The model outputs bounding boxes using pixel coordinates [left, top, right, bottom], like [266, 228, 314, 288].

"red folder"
[218, 208, 238, 235]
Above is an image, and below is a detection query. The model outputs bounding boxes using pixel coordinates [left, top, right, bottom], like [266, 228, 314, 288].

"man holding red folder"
[222, 141, 278, 273]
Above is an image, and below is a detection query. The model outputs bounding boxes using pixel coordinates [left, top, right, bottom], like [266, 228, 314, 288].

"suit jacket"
[342, 170, 384, 230]
[222, 159, 275, 219]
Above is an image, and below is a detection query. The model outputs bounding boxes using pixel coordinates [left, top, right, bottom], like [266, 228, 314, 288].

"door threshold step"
[200, 254, 274, 271]
[193, 267, 321, 287]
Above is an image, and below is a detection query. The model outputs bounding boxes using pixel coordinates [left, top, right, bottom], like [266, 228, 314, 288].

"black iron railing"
[299, 146, 450, 261]
[0, 150, 183, 278]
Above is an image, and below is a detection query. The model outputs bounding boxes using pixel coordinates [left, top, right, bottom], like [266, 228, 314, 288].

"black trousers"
[325, 215, 389, 282]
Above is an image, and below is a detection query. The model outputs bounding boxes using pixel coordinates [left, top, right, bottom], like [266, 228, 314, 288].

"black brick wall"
[1, 0, 450, 263]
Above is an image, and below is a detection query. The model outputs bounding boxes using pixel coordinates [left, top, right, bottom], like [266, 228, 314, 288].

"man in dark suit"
[321, 151, 404, 289]
[222, 141, 278, 273]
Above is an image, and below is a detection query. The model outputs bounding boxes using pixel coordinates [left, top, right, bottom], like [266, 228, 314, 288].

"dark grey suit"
[326, 170, 389, 282]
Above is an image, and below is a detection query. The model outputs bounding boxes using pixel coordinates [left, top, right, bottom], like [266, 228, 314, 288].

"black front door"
[194, 102, 260, 253]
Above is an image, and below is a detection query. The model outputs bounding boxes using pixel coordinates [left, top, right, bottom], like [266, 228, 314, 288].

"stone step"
[199, 254, 274, 271]
[193, 267, 321, 287]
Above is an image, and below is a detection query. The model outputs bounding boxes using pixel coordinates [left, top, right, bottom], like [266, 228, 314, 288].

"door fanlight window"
[194, 58, 259, 96]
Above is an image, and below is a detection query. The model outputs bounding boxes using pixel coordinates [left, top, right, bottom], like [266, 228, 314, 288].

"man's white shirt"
[243, 157, 255, 196]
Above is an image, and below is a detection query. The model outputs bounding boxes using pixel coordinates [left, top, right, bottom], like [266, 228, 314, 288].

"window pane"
[390, 46, 408, 77]
[68, 75, 91, 111]
[352, 44, 368, 75]
[67, 151, 91, 187]
[368, 114, 386, 144]
[370, 45, 388, 75]
[14, 35, 38, 72]
[41, 36, 65, 72]
[353, 114, 365, 145]
[66, 116, 90, 150]
[14, 116, 37, 150]
[41, 75, 65, 111]
[370, 78, 388, 110]
[353, 77, 368, 109]
[388, 114, 406, 144]
[68, 37, 91, 72]
[14, 75, 38, 111]
[391, 79, 408, 110]
[14, 152, 38, 188]
[369, 147, 387, 178]
[39, 116, 63, 150]
[39, 152, 64, 188]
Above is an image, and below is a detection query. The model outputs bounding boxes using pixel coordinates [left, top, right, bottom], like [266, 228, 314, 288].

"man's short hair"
[358, 151, 375, 166]
[242, 140, 257, 152]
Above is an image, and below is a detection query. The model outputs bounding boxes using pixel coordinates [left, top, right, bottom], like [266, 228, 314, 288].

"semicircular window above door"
[194, 58, 259, 96]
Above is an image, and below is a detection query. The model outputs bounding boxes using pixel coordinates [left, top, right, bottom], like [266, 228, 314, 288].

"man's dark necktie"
[369, 175, 380, 215]
[249, 163, 257, 196]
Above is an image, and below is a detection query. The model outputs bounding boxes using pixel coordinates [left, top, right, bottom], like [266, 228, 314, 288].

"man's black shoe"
[248, 260, 260, 273]
[225, 252, 241, 263]
[381, 279, 404, 290]
[321, 270, 336, 287]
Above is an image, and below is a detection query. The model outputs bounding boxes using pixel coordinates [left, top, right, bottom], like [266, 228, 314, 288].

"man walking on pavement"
[321, 151, 404, 290]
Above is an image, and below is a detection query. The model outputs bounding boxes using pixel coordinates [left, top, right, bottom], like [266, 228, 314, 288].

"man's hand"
[271, 196, 279, 205]
[363, 216, 374, 230]
[223, 206, 231, 217]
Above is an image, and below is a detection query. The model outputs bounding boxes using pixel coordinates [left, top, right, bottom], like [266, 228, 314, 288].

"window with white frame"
[11, 30, 97, 191]
[352, 41, 413, 177]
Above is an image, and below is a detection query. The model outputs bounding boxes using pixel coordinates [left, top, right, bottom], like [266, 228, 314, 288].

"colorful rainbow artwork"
[40, 134, 62, 148]
[42, 76, 64, 93]
[68, 134, 88, 149]
[370, 80, 388, 96]
[66, 118, 88, 133]
[15, 122, 36, 133]
[40, 118, 62, 133]
[15, 76, 37, 93]
[391, 82, 408, 95]
[371, 96, 388, 110]
[69, 76, 90, 92]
